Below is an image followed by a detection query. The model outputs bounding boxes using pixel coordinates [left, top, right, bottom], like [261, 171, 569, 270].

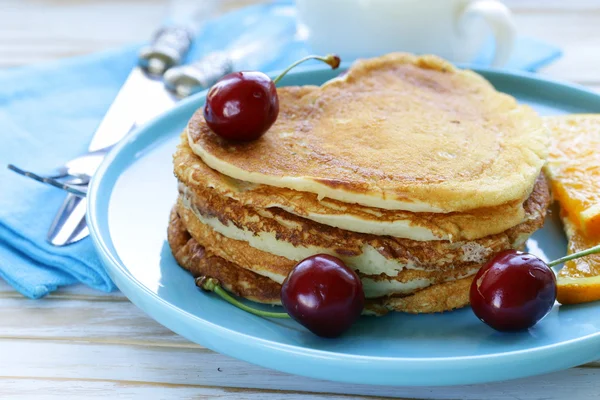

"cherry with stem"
[203, 54, 341, 142]
[470, 243, 600, 332]
[197, 254, 364, 339]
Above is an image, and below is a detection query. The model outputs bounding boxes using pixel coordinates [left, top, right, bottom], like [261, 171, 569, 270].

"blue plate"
[88, 65, 600, 387]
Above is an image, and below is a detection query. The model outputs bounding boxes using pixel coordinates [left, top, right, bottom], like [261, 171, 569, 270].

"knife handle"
[138, 26, 193, 76]
[163, 52, 233, 98]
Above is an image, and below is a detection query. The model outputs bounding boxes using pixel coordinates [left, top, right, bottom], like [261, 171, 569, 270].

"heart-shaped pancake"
[187, 53, 547, 213]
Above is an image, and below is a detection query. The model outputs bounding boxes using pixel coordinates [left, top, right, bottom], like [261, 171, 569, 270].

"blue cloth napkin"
[0, 2, 562, 299]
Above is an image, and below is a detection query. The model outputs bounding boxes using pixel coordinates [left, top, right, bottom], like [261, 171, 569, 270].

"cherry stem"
[197, 277, 290, 319]
[272, 54, 341, 85]
[547, 243, 600, 267]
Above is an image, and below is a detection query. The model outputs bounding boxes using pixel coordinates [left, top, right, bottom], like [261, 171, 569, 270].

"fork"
[7, 165, 88, 197]
[7, 147, 110, 197]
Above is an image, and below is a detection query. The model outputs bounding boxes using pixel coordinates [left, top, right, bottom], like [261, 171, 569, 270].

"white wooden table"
[2, 1, 600, 398]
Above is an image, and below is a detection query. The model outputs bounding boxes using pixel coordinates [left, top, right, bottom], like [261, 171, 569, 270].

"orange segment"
[556, 217, 600, 305]
[545, 114, 600, 304]
[545, 115, 600, 238]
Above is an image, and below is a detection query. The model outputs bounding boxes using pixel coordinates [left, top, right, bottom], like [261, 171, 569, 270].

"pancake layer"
[175, 135, 531, 241]
[187, 53, 547, 213]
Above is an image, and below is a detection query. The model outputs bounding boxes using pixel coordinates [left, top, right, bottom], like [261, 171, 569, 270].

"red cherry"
[281, 254, 364, 338]
[470, 249, 557, 332]
[204, 71, 278, 141]
[203, 54, 340, 142]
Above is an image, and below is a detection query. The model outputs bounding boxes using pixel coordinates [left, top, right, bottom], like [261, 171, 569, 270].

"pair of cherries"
[200, 248, 582, 338]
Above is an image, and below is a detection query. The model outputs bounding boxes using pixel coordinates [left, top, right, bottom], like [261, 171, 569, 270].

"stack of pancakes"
[168, 53, 550, 316]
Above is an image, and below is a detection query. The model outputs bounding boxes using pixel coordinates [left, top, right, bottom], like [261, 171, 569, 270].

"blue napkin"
[0, 2, 562, 299]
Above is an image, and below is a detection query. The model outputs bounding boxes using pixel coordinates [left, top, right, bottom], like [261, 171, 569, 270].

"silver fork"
[7, 147, 109, 197]
[7, 165, 88, 197]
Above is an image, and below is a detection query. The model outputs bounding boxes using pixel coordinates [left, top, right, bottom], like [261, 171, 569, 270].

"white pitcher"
[296, 0, 516, 67]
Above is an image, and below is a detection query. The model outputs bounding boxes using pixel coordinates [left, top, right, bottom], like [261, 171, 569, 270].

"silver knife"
[48, 0, 216, 246]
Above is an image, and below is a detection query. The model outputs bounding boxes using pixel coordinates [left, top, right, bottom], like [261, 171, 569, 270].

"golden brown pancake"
[168, 207, 473, 314]
[175, 135, 531, 241]
[169, 52, 552, 315]
[176, 172, 549, 278]
[187, 53, 547, 213]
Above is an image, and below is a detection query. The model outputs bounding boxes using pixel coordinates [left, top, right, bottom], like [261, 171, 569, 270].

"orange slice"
[556, 217, 600, 304]
[545, 115, 600, 238]
[545, 115, 600, 304]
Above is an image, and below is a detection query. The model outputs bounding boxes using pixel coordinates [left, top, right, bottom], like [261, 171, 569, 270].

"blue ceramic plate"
[88, 65, 600, 387]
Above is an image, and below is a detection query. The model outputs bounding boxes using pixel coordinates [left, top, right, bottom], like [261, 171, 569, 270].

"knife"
[47, 0, 216, 246]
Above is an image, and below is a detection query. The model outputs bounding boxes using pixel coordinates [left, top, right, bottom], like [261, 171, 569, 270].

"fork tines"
[7, 164, 88, 197]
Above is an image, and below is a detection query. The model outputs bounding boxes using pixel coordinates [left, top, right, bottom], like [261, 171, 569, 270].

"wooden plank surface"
[1, 331, 600, 400]
[2, 0, 600, 398]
